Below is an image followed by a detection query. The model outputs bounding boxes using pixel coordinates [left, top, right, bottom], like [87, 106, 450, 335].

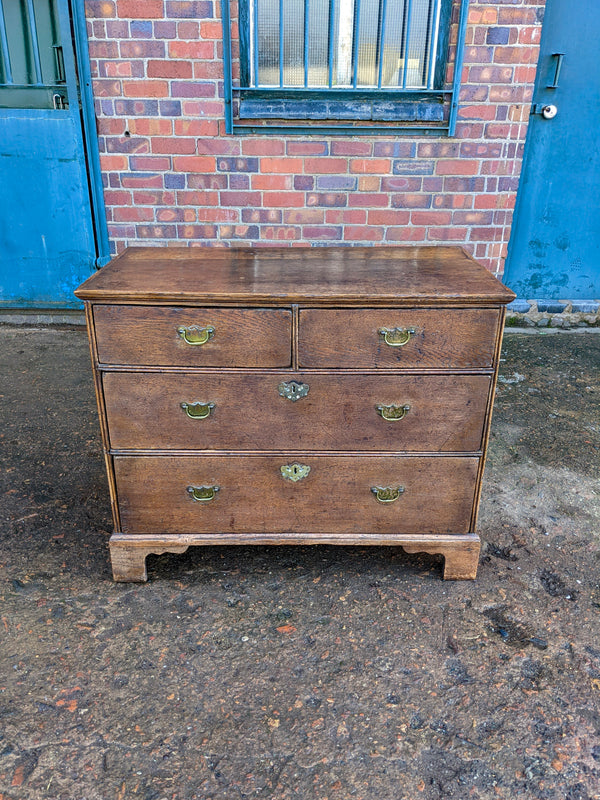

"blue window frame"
[221, 0, 470, 135]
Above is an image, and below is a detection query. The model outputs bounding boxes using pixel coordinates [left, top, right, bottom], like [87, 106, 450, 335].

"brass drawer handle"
[181, 401, 215, 419]
[187, 485, 220, 502]
[371, 486, 404, 503]
[378, 327, 416, 347]
[278, 380, 309, 402]
[177, 325, 215, 346]
[280, 463, 311, 482]
[376, 403, 410, 421]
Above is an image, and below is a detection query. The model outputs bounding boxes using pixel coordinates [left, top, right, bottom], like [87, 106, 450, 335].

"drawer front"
[114, 455, 479, 534]
[298, 308, 500, 369]
[103, 372, 490, 452]
[93, 305, 292, 367]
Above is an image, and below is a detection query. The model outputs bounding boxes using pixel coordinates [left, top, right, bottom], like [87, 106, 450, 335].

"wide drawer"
[103, 372, 491, 452]
[93, 305, 292, 367]
[114, 455, 479, 534]
[298, 308, 500, 369]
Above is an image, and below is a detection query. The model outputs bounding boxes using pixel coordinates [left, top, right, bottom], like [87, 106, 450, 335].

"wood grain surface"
[298, 307, 500, 369]
[75, 246, 516, 306]
[113, 455, 479, 535]
[102, 371, 491, 453]
[93, 305, 292, 367]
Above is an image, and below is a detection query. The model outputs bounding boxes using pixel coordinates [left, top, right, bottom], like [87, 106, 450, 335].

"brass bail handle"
[177, 325, 215, 346]
[371, 486, 404, 503]
[187, 485, 220, 502]
[376, 404, 410, 422]
[181, 401, 215, 419]
[378, 327, 416, 347]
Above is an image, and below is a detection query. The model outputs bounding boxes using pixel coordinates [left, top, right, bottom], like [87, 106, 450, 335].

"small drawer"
[114, 455, 479, 535]
[298, 308, 500, 369]
[93, 305, 292, 367]
[103, 372, 490, 453]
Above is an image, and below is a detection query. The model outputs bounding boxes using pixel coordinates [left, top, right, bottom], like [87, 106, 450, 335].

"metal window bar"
[25, 0, 43, 84]
[0, 0, 12, 83]
[221, 0, 470, 135]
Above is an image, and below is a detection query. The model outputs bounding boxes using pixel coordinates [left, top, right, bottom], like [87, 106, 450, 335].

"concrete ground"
[0, 324, 599, 800]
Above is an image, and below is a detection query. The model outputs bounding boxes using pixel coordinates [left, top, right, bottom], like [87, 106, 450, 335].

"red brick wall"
[86, 0, 545, 275]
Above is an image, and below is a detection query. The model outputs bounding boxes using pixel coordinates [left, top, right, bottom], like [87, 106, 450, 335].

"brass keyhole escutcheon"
[376, 404, 410, 421]
[177, 325, 215, 346]
[378, 327, 416, 347]
[280, 463, 311, 482]
[181, 401, 215, 419]
[278, 380, 310, 402]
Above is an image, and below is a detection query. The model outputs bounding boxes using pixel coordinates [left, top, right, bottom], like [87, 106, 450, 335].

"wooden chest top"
[74, 245, 515, 306]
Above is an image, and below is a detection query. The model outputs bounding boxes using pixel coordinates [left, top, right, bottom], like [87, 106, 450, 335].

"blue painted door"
[503, 0, 600, 300]
[0, 0, 97, 307]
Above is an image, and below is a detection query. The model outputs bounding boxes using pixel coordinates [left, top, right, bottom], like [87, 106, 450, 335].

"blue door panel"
[504, 0, 600, 300]
[0, 110, 96, 306]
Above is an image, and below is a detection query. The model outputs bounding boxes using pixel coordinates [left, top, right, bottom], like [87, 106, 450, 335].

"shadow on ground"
[0, 327, 599, 799]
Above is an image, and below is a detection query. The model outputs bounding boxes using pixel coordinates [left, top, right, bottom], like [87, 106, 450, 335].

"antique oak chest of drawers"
[75, 246, 514, 582]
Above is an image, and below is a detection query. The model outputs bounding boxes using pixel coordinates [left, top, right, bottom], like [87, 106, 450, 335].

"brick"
[128, 118, 173, 135]
[193, 62, 223, 79]
[187, 174, 227, 189]
[165, 1, 213, 17]
[220, 191, 262, 206]
[464, 46, 494, 63]
[411, 211, 452, 226]
[494, 46, 539, 64]
[105, 136, 149, 154]
[316, 176, 356, 191]
[348, 193, 388, 208]
[168, 40, 214, 59]
[86, 1, 116, 17]
[519, 26, 541, 45]
[422, 177, 444, 193]
[177, 21, 200, 38]
[306, 193, 347, 207]
[433, 194, 472, 209]
[136, 225, 178, 238]
[123, 81, 169, 98]
[171, 81, 216, 98]
[242, 139, 285, 156]
[100, 60, 144, 78]
[381, 177, 422, 193]
[468, 65, 513, 84]
[93, 79, 121, 97]
[172, 156, 216, 172]
[217, 157, 259, 172]
[458, 104, 497, 121]
[469, 227, 503, 242]
[175, 119, 219, 136]
[218, 225, 260, 239]
[468, 7, 497, 25]
[103, 190, 132, 205]
[147, 60, 193, 78]
[177, 224, 218, 238]
[325, 209, 366, 224]
[302, 226, 343, 240]
[88, 41, 119, 58]
[130, 156, 171, 170]
[127, 20, 152, 37]
[159, 100, 182, 116]
[350, 159, 391, 174]
[436, 160, 480, 176]
[117, 0, 164, 17]
[357, 176, 379, 192]
[428, 227, 469, 241]
[177, 191, 218, 205]
[486, 27, 510, 45]
[197, 208, 239, 222]
[261, 158, 303, 174]
[294, 175, 314, 190]
[120, 173, 164, 188]
[200, 20, 222, 38]
[392, 160, 434, 176]
[304, 158, 348, 174]
[252, 175, 291, 191]
[283, 209, 324, 224]
[229, 174, 250, 190]
[113, 206, 155, 221]
[391, 194, 431, 209]
[181, 100, 222, 116]
[498, 8, 539, 24]
[367, 210, 410, 226]
[100, 154, 128, 170]
[242, 209, 282, 223]
[286, 141, 328, 156]
[385, 226, 426, 242]
[443, 177, 485, 192]
[151, 137, 196, 154]
[343, 226, 384, 241]
[164, 175, 185, 189]
[489, 85, 529, 103]
[153, 20, 177, 38]
[330, 141, 372, 156]
[133, 190, 175, 204]
[416, 142, 460, 158]
[120, 40, 165, 58]
[373, 142, 415, 158]
[260, 226, 301, 241]
[106, 20, 129, 37]
[196, 138, 240, 155]
[263, 192, 305, 208]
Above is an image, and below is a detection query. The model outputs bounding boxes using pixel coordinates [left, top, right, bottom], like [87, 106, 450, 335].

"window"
[221, 0, 469, 134]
